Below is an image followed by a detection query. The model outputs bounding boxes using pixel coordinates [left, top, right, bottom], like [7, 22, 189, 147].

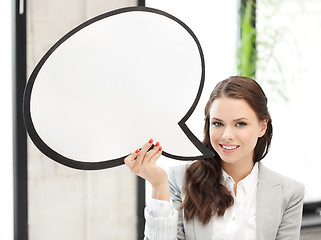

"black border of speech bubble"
[23, 6, 215, 170]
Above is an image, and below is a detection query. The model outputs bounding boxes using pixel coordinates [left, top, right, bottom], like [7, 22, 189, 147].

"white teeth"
[222, 145, 237, 150]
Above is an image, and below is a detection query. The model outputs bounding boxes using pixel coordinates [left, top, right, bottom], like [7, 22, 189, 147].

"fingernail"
[135, 149, 140, 153]
[149, 139, 153, 143]
[155, 142, 160, 147]
[158, 146, 162, 151]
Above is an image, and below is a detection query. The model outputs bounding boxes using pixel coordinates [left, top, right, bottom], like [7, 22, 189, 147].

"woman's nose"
[222, 126, 234, 141]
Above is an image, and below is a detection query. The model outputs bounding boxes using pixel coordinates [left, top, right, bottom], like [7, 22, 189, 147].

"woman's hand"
[124, 139, 170, 201]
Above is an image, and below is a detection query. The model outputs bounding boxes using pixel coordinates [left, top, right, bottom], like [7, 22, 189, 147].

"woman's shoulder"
[258, 162, 305, 197]
[166, 161, 194, 192]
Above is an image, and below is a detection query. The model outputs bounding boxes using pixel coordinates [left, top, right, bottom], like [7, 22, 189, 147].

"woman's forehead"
[209, 97, 257, 120]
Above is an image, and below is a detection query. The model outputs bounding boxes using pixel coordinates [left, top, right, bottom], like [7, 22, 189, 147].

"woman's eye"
[212, 122, 223, 127]
[236, 122, 247, 127]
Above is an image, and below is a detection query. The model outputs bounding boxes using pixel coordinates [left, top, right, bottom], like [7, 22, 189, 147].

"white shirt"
[146, 163, 258, 240]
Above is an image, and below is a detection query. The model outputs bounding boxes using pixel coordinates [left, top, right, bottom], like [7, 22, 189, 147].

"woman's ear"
[258, 119, 268, 137]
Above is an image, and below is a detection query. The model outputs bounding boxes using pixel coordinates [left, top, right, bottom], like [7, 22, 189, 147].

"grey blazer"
[144, 162, 305, 240]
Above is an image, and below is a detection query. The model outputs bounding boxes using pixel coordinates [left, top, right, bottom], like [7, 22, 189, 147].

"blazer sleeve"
[276, 181, 305, 240]
[168, 165, 186, 240]
[144, 164, 187, 240]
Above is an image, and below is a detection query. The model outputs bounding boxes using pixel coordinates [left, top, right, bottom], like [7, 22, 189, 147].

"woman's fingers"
[125, 139, 163, 177]
[124, 149, 140, 169]
[135, 138, 154, 165]
[142, 142, 162, 166]
[149, 146, 162, 165]
[124, 140, 166, 187]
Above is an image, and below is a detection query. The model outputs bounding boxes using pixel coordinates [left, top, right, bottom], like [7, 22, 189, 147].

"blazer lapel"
[256, 163, 282, 240]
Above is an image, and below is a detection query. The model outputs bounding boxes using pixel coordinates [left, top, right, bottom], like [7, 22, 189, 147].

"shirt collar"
[221, 162, 258, 194]
[241, 162, 258, 193]
[222, 168, 233, 183]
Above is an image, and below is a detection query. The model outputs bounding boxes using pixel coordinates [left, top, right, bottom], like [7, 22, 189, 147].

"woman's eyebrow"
[210, 117, 249, 122]
[233, 117, 248, 122]
[211, 117, 223, 121]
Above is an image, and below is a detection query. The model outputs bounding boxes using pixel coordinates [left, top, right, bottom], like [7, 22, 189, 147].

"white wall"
[27, 0, 138, 239]
[0, 1, 13, 239]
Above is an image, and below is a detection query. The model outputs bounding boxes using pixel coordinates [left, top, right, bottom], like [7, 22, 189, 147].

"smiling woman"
[182, 77, 273, 225]
[125, 76, 304, 240]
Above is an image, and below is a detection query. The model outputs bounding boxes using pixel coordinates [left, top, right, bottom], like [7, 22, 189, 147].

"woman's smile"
[219, 144, 240, 153]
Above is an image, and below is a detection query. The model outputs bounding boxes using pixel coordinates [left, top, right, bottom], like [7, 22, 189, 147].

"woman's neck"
[222, 160, 254, 185]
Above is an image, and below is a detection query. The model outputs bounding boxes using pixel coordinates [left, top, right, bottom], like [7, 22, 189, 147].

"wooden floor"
[300, 227, 321, 240]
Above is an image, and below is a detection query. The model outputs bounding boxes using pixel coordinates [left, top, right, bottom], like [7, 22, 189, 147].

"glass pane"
[257, 0, 321, 202]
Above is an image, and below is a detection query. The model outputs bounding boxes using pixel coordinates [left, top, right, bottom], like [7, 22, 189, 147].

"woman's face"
[209, 96, 267, 167]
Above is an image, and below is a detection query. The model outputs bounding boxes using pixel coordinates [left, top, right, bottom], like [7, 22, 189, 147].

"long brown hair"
[181, 76, 273, 224]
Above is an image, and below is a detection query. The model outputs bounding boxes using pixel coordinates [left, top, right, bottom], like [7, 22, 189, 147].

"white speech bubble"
[23, 7, 214, 170]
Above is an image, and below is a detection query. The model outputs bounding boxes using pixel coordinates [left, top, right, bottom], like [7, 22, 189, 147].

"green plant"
[238, 0, 256, 79]
[237, 0, 298, 101]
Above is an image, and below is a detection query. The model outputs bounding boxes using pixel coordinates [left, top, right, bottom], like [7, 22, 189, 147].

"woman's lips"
[219, 144, 239, 153]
